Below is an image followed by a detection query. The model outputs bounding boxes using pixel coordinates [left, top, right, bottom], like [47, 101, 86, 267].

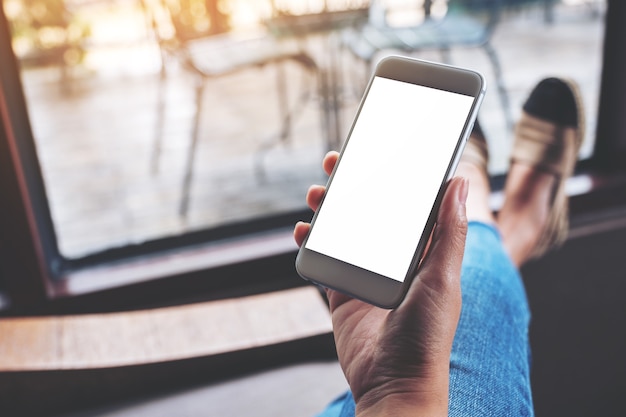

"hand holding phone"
[296, 56, 485, 308]
[294, 164, 470, 416]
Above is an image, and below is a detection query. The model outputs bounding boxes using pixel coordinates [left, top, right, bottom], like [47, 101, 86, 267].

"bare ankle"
[456, 162, 495, 225]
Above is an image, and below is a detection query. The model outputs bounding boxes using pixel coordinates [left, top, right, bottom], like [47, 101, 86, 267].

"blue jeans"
[316, 222, 534, 417]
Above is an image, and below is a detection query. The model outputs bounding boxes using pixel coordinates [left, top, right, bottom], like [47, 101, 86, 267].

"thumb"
[405, 176, 469, 302]
[389, 177, 469, 384]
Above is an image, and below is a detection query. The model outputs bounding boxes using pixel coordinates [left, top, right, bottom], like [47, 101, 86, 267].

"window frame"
[1, 0, 625, 315]
[0, 2, 315, 314]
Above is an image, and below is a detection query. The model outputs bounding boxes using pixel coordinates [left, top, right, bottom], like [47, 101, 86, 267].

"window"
[2, 0, 343, 259]
[1, 0, 625, 313]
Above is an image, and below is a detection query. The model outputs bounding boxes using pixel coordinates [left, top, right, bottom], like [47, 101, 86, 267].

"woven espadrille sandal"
[511, 77, 585, 259]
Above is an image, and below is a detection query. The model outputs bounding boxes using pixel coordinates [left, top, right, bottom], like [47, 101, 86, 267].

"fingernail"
[458, 177, 469, 205]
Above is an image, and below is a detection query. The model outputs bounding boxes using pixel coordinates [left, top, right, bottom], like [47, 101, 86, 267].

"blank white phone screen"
[305, 76, 475, 282]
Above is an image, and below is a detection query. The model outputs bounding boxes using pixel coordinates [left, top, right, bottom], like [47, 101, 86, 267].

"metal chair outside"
[142, 0, 318, 216]
[342, 0, 512, 129]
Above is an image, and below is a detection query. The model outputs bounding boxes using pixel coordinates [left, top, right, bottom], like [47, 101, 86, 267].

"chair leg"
[328, 34, 343, 149]
[253, 62, 292, 180]
[151, 63, 167, 175]
[255, 58, 319, 180]
[483, 42, 513, 131]
[276, 62, 291, 145]
[179, 77, 205, 217]
[544, 0, 555, 24]
[439, 47, 452, 64]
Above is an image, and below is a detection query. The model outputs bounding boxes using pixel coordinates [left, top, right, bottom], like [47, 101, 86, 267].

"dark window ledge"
[489, 168, 626, 214]
[18, 226, 308, 316]
[3, 167, 626, 317]
[57, 227, 299, 297]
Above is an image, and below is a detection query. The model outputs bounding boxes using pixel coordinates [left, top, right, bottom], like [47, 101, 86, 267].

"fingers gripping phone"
[296, 56, 486, 309]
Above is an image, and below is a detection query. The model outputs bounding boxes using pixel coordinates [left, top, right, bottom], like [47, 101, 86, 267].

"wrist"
[355, 378, 449, 417]
[355, 391, 448, 417]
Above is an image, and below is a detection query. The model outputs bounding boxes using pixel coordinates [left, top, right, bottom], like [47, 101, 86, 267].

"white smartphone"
[296, 56, 486, 309]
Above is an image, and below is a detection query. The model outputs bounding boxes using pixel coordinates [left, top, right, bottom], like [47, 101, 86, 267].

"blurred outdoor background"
[3, 0, 605, 258]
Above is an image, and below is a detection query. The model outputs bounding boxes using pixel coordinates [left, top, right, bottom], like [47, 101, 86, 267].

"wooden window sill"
[0, 286, 331, 371]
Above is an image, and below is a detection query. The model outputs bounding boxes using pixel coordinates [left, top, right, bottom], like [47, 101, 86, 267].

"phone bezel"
[296, 56, 485, 309]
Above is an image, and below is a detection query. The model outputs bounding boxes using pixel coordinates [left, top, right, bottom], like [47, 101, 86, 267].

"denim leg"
[315, 222, 533, 417]
[314, 391, 355, 417]
[449, 221, 533, 416]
